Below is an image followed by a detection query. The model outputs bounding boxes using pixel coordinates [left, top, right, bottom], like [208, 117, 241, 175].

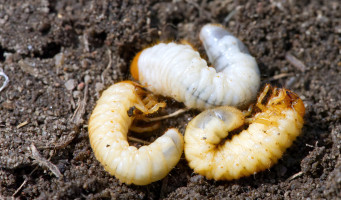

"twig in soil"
[223, 9, 237, 24]
[38, 131, 77, 150]
[186, 0, 213, 21]
[140, 108, 189, 122]
[17, 120, 29, 129]
[270, 0, 287, 12]
[18, 60, 40, 78]
[70, 95, 76, 110]
[83, 33, 90, 52]
[263, 73, 294, 82]
[0, 67, 9, 92]
[71, 78, 89, 125]
[29, 143, 62, 178]
[128, 136, 151, 145]
[13, 144, 61, 197]
[306, 141, 318, 148]
[306, 143, 314, 148]
[285, 52, 306, 72]
[101, 49, 112, 83]
[287, 171, 303, 181]
[12, 166, 39, 197]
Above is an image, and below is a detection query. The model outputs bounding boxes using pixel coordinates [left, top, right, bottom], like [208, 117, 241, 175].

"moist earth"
[0, 0, 340, 199]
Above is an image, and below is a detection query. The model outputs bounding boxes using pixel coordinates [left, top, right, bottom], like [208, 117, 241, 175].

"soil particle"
[0, 0, 340, 199]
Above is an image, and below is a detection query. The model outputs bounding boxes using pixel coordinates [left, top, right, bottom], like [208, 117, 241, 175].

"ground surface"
[0, 0, 340, 199]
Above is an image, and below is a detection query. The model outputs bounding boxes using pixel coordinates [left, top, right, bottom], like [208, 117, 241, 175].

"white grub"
[184, 85, 305, 180]
[88, 81, 184, 185]
[131, 24, 260, 110]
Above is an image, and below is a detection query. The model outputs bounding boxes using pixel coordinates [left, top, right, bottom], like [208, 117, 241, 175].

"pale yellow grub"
[184, 85, 305, 180]
[88, 81, 184, 185]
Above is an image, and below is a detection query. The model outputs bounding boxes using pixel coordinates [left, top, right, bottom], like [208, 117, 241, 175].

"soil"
[0, 0, 340, 199]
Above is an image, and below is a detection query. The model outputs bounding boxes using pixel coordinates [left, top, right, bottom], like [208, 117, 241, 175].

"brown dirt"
[0, 0, 340, 199]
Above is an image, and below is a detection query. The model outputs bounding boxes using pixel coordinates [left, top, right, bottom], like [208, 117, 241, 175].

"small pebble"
[64, 79, 77, 91]
[54, 52, 64, 68]
[26, 80, 33, 87]
[84, 75, 91, 84]
[73, 91, 81, 99]
[77, 82, 85, 91]
[95, 82, 104, 93]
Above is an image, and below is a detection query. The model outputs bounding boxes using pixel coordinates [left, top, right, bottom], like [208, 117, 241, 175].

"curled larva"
[184, 84, 305, 180]
[130, 23, 260, 110]
[88, 81, 184, 185]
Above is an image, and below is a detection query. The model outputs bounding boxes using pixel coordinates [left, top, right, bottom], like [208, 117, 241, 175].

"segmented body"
[88, 81, 184, 185]
[184, 85, 305, 180]
[130, 24, 260, 110]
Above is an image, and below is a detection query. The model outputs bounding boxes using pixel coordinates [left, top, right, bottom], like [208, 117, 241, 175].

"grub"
[0, 0, 340, 198]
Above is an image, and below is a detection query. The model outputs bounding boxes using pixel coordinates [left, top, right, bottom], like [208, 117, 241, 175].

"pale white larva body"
[130, 24, 260, 110]
[199, 24, 253, 72]
[184, 85, 305, 180]
[88, 81, 184, 185]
